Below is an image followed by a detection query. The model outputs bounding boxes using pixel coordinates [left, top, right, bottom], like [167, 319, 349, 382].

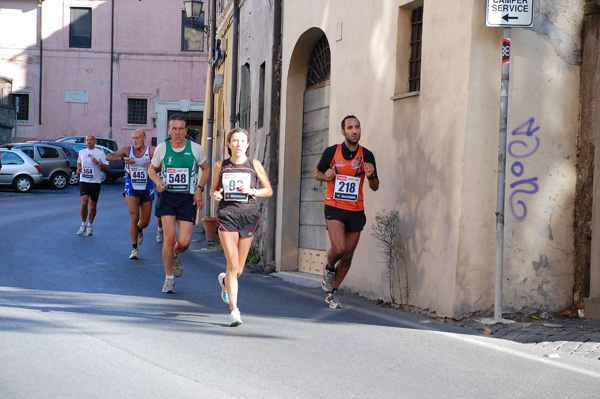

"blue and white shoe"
[218, 272, 230, 304]
[229, 308, 242, 327]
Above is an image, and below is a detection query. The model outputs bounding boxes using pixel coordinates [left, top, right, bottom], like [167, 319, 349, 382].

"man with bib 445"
[106, 129, 156, 260]
[148, 115, 210, 294]
[314, 115, 379, 309]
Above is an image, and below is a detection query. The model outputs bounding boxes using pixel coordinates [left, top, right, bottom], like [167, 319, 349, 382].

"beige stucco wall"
[499, 1, 582, 313]
[279, 0, 583, 318]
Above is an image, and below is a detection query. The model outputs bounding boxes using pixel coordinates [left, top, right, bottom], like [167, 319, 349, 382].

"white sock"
[81, 222, 87, 226]
[166, 275, 174, 279]
[157, 227, 163, 232]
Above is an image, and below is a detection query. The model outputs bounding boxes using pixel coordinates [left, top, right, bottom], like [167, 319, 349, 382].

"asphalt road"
[2, 183, 600, 398]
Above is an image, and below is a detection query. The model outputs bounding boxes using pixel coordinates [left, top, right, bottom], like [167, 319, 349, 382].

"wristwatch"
[197, 186, 205, 192]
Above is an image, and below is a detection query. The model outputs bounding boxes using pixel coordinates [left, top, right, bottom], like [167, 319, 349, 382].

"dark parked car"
[0, 148, 43, 192]
[71, 144, 126, 183]
[56, 136, 118, 152]
[1, 142, 72, 189]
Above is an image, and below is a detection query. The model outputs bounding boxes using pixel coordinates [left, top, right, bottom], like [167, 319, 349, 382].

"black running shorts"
[80, 182, 102, 202]
[324, 205, 366, 233]
[155, 191, 196, 223]
[216, 208, 260, 238]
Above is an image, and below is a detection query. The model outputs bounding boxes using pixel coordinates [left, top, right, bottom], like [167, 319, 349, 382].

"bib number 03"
[223, 172, 251, 202]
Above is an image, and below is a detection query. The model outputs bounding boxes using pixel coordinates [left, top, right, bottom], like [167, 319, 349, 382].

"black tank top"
[217, 158, 258, 212]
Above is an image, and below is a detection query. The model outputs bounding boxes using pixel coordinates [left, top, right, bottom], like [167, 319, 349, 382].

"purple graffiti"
[508, 117, 540, 221]
[509, 177, 539, 220]
[508, 118, 540, 159]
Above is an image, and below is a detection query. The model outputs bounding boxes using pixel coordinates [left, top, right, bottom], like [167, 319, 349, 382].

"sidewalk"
[274, 267, 600, 360]
[193, 227, 600, 361]
[451, 315, 600, 360]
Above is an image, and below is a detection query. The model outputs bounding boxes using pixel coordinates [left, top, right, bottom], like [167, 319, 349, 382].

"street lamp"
[184, 0, 209, 33]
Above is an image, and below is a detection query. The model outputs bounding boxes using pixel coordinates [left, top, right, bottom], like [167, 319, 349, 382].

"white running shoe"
[326, 290, 342, 309]
[218, 273, 229, 304]
[173, 253, 184, 277]
[129, 248, 139, 259]
[76, 225, 86, 236]
[162, 278, 175, 293]
[156, 229, 163, 243]
[229, 308, 242, 327]
[321, 266, 335, 292]
[137, 229, 144, 245]
[85, 225, 93, 236]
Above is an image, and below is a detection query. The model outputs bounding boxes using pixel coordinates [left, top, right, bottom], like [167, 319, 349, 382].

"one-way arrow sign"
[486, 0, 534, 28]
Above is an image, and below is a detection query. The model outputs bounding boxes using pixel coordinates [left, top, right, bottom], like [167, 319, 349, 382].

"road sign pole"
[495, 27, 511, 320]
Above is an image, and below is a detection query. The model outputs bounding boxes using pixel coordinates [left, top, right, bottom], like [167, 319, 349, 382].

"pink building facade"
[0, 0, 208, 147]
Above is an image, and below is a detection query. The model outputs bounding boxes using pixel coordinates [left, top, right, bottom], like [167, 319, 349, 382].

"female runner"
[210, 127, 273, 326]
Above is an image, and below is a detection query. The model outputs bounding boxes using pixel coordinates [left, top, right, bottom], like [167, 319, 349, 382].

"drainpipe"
[109, 0, 115, 137]
[205, 0, 216, 218]
[38, 0, 43, 125]
[229, 0, 239, 129]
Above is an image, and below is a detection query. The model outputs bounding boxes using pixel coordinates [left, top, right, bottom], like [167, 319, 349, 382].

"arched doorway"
[298, 35, 331, 275]
[277, 28, 331, 273]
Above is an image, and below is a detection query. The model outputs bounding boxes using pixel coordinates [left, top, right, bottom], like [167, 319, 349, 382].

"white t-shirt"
[78, 148, 109, 184]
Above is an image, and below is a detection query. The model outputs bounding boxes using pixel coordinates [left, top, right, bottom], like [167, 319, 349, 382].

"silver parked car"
[0, 148, 43, 193]
[1, 142, 72, 189]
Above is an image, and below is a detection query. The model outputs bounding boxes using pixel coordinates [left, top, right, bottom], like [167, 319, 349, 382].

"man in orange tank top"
[314, 115, 379, 308]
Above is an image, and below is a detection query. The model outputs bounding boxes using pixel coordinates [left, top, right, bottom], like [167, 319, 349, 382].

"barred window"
[127, 98, 148, 125]
[11, 93, 29, 122]
[306, 36, 330, 89]
[409, 6, 423, 92]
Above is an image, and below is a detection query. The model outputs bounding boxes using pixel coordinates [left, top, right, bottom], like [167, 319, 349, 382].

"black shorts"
[216, 208, 260, 238]
[155, 191, 196, 223]
[80, 182, 102, 202]
[324, 205, 366, 233]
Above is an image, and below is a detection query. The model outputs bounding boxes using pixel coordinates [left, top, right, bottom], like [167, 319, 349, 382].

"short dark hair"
[168, 114, 187, 127]
[341, 115, 360, 130]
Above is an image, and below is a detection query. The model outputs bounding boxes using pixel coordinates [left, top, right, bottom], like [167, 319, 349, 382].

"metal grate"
[409, 7, 423, 92]
[11, 93, 29, 121]
[127, 98, 147, 125]
[306, 36, 331, 88]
